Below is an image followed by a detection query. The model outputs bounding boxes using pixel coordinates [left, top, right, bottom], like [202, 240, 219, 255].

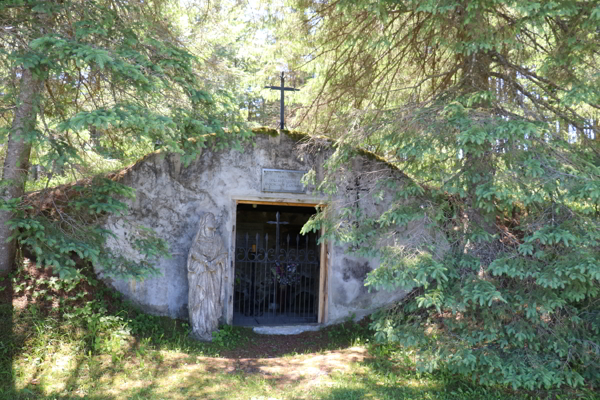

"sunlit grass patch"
[1, 262, 599, 400]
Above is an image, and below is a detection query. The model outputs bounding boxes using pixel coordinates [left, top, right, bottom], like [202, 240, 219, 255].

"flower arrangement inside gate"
[272, 261, 301, 286]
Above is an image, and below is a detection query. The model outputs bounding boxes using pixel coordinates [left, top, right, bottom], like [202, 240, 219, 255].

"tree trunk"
[0, 68, 42, 275]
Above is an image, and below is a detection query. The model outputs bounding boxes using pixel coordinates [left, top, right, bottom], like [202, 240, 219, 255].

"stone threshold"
[252, 325, 321, 335]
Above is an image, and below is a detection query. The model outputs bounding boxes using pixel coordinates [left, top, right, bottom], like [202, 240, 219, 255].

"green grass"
[0, 263, 598, 400]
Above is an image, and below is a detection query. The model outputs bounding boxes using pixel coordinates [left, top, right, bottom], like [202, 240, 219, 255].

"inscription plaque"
[262, 168, 307, 193]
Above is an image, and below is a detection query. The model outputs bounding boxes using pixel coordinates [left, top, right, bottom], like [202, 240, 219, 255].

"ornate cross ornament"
[265, 72, 300, 129]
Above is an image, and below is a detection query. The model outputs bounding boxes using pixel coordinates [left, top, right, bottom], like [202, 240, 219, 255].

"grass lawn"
[0, 261, 598, 400]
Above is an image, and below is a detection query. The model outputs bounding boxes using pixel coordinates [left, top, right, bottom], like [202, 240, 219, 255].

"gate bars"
[233, 213, 320, 325]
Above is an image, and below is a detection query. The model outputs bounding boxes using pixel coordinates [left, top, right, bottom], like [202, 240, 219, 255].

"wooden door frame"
[228, 198, 328, 325]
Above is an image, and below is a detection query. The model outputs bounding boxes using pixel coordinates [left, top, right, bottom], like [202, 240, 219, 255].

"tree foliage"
[295, 0, 600, 389]
[0, 0, 251, 277]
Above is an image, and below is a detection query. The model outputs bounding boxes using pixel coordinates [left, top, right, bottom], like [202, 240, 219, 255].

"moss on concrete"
[281, 129, 311, 142]
[28, 127, 402, 210]
[251, 127, 315, 142]
[355, 148, 403, 172]
[251, 126, 403, 174]
[251, 127, 280, 137]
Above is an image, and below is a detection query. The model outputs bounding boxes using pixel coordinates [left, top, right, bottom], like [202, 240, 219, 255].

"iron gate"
[233, 212, 320, 325]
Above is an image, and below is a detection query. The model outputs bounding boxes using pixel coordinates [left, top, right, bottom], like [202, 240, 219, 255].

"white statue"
[187, 212, 228, 341]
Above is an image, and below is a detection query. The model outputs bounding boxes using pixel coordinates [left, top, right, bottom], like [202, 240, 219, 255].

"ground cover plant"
[1, 260, 598, 400]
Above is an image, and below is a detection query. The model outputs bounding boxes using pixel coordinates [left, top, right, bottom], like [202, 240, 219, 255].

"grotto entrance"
[233, 203, 320, 326]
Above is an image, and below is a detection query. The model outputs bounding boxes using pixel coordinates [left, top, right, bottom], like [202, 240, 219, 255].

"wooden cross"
[265, 72, 300, 130]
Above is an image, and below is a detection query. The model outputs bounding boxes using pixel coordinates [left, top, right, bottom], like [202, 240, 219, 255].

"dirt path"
[214, 346, 369, 382]
[117, 346, 372, 396]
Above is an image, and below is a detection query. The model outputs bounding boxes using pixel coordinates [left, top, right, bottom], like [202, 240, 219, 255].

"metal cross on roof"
[264, 72, 300, 130]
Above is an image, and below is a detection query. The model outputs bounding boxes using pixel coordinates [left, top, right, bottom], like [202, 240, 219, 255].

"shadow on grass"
[0, 276, 14, 399]
[215, 319, 373, 359]
[313, 379, 441, 400]
[318, 387, 369, 400]
[308, 365, 492, 400]
[3, 393, 114, 400]
[3, 261, 532, 400]
[5, 380, 153, 399]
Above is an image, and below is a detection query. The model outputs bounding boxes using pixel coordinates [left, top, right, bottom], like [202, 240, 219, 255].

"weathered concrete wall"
[98, 130, 443, 325]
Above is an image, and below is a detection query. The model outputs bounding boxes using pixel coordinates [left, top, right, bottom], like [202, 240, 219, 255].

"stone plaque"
[262, 168, 307, 193]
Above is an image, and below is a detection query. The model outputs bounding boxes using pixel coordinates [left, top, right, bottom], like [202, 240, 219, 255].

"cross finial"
[267, 211, 289, 255]
[264, 72, 300, 130]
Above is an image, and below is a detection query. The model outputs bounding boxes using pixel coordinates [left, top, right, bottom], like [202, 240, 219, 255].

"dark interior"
[233, 204, 320, 326]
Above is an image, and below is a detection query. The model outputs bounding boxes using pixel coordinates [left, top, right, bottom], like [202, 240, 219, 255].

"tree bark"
[0, 68, 42, 275]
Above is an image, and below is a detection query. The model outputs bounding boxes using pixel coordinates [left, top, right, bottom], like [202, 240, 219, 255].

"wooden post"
[318, 231, 329, 324]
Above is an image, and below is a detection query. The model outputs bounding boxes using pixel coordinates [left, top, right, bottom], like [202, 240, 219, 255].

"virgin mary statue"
[187, 212, 228, 341]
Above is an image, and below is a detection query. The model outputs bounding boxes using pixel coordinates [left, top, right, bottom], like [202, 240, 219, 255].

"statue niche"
[187, 212, 228, 341]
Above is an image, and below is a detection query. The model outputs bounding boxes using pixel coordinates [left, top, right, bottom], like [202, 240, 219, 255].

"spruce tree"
[295, 0, 600, 389]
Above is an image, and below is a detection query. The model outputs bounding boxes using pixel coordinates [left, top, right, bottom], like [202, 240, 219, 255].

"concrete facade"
[98, 130, 441, 325]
